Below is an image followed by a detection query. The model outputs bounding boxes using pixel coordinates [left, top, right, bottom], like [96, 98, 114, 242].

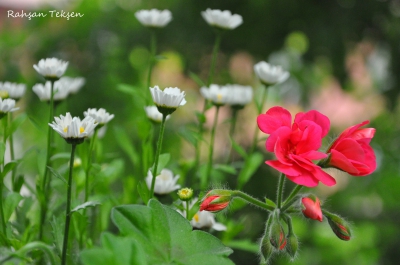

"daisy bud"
[324, 211, 352, 241]
[177, 188, 193, 201]
[301, 195, 323, 222]
[269, 215, 287, 250]
[200, 189, 232, 213]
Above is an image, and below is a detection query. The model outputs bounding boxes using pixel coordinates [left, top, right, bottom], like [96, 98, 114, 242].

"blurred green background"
[1, 0, 400, 264]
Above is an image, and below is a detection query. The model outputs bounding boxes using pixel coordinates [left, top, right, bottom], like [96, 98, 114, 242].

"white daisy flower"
[149, 86, 186, 115]
[135, 9, 172, 28]
[0, 98, 19, 119]
[32, 81, 70, 102]
[225, 84, 253, 107]
[144, 106, 170, 123]
[254, 61, 290, 86]
[200, 84, 231, 106]
[84, 108, 114, 126]
[49, 113, 97, 143]
[33, 58, 68, 79]
[201, 9, 243, 30]
[0, 82, 26, 100]
[145, 169, 181, 195]
[58, 77, 85, 94]
[178, 198, 227, 231]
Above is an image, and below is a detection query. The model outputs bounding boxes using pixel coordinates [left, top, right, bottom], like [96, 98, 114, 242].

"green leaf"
[4, 192, 23, 222]
[50, 152, 71, 161]
[230, 137, 247, 158]
[111, 199, 234, 265]
[265, 198, 276, 208]
[6, 113, 26, 139]
[71, 201, 101, 214]
[113, 126, 140, 167]
[150, 153, 170, 176]
[215, 164, 237, 175]
[225, 239, 259, 253]
[237, 152, 264, 189]
[50, 215, 63, 255]
[36, 148, 46, 178]
[1, 161, 17, 178]
[137, 181, 150, 205]
[195, 111, 206, 124]
[117, 84, 146, 100]
[189, 71, 206, 87]
[80, 233, 148, 265]
[47, 166, 67, 185]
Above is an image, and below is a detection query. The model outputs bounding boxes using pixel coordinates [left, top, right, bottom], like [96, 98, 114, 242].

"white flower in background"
[200, 84, 231, 106]
[0, 98, 19, 118]
[32, 81, 69, 102]
[135, 9, 172, 28]
[49, 112, 97, 140]
[145, 169, 181, 195]
[201, 9, 243, 30]
[225, 84, 253, 107]
[178, 198, 227, 231]
[144, 106, 170, 123]
[0, 82, 26, 100]
[253, 61, 290, 86]
[84, 108, 114, 126]
[58, 77, 85, 94]
[33, 58, 68, 79]
[149, 86, 186, 114]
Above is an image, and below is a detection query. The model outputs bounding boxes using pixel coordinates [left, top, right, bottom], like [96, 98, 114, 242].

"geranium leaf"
[107, 199, 234, 265]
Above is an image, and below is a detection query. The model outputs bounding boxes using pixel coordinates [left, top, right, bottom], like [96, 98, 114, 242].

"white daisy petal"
[201, 9, 243, 30]
[254, 61, 290, 86]
[33, 58, 68, 79]
[135, 9, 172, 28]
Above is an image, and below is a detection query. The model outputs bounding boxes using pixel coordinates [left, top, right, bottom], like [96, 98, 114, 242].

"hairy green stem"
[61, 143, 77, 265]
[150, 114, 167, 197]
[232, 190, 274, 212]
[281, 185, 303, 212]
[202, 106, 220, 189]
[277, 173, 285, 209]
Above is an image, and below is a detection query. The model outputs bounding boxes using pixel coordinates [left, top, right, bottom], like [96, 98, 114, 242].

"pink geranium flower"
[326, 121, 376, 176]
[257, 106, 336, 187]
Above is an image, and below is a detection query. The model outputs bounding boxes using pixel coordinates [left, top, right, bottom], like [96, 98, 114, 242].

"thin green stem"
[150, 114, 167, 197]
[0, 116, 7, 237]
[186, 200, 190, 220]
[39, 80, 55, 240]
[225, 108, 239, 163]
[146, 30, 157, 102]
[8, 113, 16, 192]
[207, 33, 222, 86]
[276, 173, 285, 209]
[202, 106, 220, 190]
[194, 33, 222, 173]
[281, 185, 304, 212]
[61, 143, 77, 265]
[249, 86, 268, 154]
[232, 190, 274, 212]
[85, 129, 99, 202]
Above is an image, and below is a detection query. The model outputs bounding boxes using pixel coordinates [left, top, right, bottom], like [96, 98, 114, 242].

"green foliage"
[81, 199, 234, 265]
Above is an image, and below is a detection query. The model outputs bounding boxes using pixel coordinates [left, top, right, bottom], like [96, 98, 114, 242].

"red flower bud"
[301, 195, 323, 222]
[200, 189, 232, 213]
[269, 218, 287, 250]
[325, 212, 352, 241]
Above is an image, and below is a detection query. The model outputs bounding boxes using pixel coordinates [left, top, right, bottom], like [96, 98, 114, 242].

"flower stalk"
[61, 143, 77, 265]
[150, 114, 167, 197]
[84, 128, 99, 202]
[231, 190, 274, 212]
[281, 185, 304, 212]
[202, 105, 220, 189]
[147, 30, 157, 102]
[277, 173, 286, 209]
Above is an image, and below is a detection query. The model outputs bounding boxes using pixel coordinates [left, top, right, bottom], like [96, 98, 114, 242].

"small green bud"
[260, 234, 274, 263]
[269, 214, 287, 251]
[285, 234, 298, 259]
[177, 188, 193, 201]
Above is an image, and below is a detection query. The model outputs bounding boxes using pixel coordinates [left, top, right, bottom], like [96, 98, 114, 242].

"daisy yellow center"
[194, 213, 199, 222]
[217, 94, 222, 102]
[63, 127, 68, 133]
[80, 127, 85, 134]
